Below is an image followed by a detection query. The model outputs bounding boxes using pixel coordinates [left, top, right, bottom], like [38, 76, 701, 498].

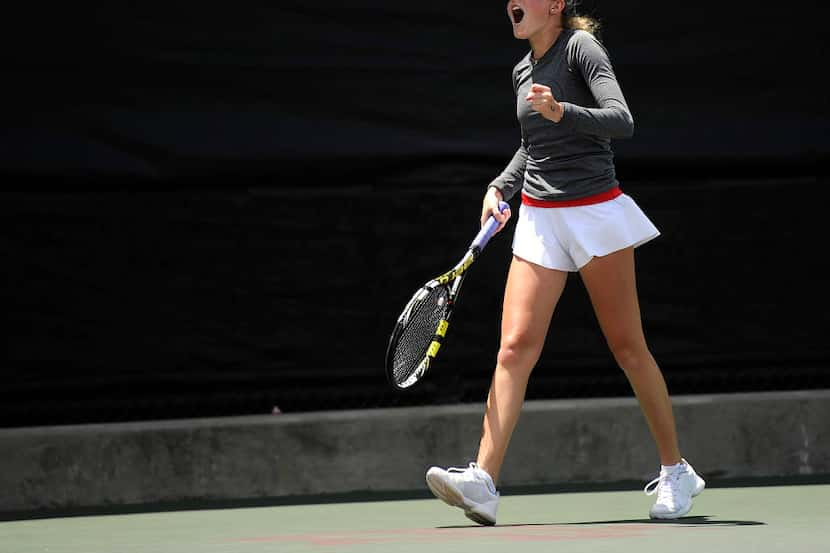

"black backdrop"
[2, 2, 827, 427]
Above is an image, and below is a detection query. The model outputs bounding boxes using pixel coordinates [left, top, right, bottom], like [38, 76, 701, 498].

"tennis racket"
[385, 201, 510, 390]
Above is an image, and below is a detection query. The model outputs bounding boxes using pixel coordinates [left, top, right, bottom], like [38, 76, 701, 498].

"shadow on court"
[568, 515, 766, 526]
[439, 515, 766, 529]
[4, 486, 828, 553]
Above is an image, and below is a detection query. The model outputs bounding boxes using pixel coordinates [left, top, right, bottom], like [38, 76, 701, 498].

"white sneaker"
[644, 458, 706, 519]
[425, 462, 499, 526]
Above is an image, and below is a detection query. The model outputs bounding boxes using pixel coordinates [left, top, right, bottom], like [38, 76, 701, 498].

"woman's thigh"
[578, 247, 647, 353]
[501, 255, 568, 358]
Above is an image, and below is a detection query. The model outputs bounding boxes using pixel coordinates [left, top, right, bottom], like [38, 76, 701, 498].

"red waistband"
[521, 186, 622, 208]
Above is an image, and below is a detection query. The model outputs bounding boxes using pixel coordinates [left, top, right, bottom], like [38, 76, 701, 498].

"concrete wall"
[1, 390, 828, 515]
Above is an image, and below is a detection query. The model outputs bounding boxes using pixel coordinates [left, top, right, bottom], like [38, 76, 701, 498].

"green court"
[2, 484, 828, 553]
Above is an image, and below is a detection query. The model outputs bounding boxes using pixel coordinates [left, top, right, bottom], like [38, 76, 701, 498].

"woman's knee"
[497, 332, 543, 371]
[608, 339, 652, 375]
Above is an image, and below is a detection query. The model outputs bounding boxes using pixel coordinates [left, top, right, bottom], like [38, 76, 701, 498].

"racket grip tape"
[471, 200, 510, 252]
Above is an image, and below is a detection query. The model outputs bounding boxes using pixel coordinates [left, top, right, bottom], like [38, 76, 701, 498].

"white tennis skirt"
[511, 193, 660, 272]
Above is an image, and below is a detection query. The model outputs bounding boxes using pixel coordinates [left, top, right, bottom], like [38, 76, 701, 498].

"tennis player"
[425, 0, 704, 526]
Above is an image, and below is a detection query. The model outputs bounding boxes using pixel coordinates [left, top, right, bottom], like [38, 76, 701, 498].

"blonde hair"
[565, 15, 601, 38]
[562, 1, 602, 40]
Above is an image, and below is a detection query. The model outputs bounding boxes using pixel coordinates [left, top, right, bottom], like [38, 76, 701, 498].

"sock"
[661, 460, 684, 472]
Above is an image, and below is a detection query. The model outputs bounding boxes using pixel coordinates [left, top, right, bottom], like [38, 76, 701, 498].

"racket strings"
[391, 285, 450, 385]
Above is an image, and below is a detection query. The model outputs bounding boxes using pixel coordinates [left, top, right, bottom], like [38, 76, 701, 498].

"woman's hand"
[481, 186, 511, 233]
[526, 83, 564, 123]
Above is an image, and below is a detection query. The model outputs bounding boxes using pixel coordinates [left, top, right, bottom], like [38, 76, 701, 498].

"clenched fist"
[526, 83, 564, 123]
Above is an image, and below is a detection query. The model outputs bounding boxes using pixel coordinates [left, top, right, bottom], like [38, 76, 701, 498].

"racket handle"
[471, 200, 510, 253]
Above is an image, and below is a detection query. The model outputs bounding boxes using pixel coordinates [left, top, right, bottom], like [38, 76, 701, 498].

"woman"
[425, 0, 705, 526]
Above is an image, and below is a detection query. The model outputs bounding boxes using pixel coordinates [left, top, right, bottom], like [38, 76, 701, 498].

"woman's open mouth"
[511, 6, 525, 24]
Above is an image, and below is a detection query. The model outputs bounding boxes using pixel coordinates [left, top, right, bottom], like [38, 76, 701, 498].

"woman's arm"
[558, 31, 634, 138]
[487, 141, 528, 201]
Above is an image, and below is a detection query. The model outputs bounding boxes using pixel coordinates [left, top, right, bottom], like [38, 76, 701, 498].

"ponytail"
[562, 1, 602, 41]
[565, 16, 601, 38]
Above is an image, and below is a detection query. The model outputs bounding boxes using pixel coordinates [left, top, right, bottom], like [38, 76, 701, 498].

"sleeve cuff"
[556, 102, 577, 131]
[488, 182, 518, 201]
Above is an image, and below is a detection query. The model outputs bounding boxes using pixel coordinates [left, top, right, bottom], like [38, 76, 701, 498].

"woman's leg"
[476, 255, 568, 482]
[578, 247, 682, 465]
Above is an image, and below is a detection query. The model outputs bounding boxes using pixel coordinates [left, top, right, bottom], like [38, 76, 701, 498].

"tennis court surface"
[2, 483, 827, 553]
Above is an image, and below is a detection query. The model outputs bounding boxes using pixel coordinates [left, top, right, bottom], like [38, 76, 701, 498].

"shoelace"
[447, 463, 497, 494]
[644, 468, 683, 502]
[447, 462, 480, 474]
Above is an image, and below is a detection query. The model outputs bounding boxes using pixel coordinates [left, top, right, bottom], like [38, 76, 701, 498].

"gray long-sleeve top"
[489, 29, 634, 202]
